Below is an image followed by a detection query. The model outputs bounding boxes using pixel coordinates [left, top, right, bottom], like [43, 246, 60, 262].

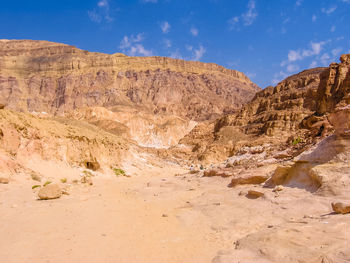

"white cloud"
[190, 27, 199, 36]
[246, 72, 256, 79]
[310, 61, 318, 68]
[242, 0, 258, 26]
[330, 26, 336, 32]
[284, 41, 327, 64]
[228, 16, 240, 29]
[332, 47, 343, 57]
[98, 0, 108, 7]
[119, 34, 153, 57]
[287, 64, 299, 73]
[88, 0, 113, 23]
[320, 53, 331, 66]
[170, 49, 183, 59]
[296, 0, 303, 6]
[321, 6, 337, 14]
[272, 71, 289, 85]
[186, 45, 193, 51]
[312, 14, 317, 22]
[287, 50, 302, 62]
[342, 0, 350, 3]
[142, 0, 158, 3]
[193, 45, 206, 61]
[160, 21, 171, 34]
[228, 0, 257, 30]
[163, 39, 172, 48]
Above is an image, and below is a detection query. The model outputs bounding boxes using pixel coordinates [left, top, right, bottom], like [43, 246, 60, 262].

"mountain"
[0, 39, 259, 121]
[173, 55, 350, 164]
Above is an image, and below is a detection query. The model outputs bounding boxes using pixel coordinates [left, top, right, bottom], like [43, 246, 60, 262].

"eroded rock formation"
[0, 39, 259, 121]
[176, 55, 350, 164]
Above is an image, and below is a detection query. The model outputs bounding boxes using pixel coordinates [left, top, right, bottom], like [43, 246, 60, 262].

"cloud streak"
[228, 0, 258, 30]
[119, 34, 153, 56]
[160, 21, 171, 34]
[88, 0, 114, 23]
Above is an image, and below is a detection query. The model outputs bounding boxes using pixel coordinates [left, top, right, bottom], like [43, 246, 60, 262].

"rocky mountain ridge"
[172, 55, 350, 164]
[0, 39, 259, 121]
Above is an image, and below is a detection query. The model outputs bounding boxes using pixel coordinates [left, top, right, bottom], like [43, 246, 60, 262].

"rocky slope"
[0, 39, 259, 121]
[173, 55, 349, 164]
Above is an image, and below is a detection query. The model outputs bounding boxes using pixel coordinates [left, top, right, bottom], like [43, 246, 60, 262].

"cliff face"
[0, 40, 259, 121]
[316, 54, 350, 115]
[175, 55, 350, 163]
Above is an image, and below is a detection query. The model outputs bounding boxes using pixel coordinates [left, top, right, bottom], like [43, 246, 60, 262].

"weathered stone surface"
[38, 184, 62, 200]
[0, 40, 259, 122]
[0, 104, 5, 109]
[332, 202, 350, 214]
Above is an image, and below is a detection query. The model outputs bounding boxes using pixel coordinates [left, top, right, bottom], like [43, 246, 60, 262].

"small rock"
[238, 191, 246, 196]
[38, 184, 62, 200]
[272, 185, 284, 192]
[31, 173, 42, 182]
[246, 190, 264, 199]
[62, 189, 70, 195]
[0, 104, 5, 110]
[332, 202, 350, 214]
[0, 177, 9, 184]
[81, 176, 93, 185]
[162, 214, 168, 217]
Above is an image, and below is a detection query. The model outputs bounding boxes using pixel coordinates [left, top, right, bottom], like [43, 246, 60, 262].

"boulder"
[332, 202, 350, 214]
[203, 168, 233, 178]
[38, 184, 62, 200]
[246, 190, 264, 199]
[230, 175, 268, 187]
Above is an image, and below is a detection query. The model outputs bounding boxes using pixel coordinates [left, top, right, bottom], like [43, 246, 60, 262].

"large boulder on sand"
[38, 184, 62, 200]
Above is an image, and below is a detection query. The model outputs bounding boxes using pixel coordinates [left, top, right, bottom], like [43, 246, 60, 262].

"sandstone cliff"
[175, 55, 350, 164]
[0, 39, 259, 121]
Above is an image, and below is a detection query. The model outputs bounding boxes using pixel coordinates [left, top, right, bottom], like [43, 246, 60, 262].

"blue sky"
[1, 0, 349, 87]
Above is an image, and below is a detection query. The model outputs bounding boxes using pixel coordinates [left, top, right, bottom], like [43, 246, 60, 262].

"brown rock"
[0, 104, 4, 109]
[38, 184, 62, 200]
[0, 177, 9, 184]
[203, 168, 233, 177]
[230, 175, 268, 187]
[246, 190, 265, 199]
[332, 202, 350, 214]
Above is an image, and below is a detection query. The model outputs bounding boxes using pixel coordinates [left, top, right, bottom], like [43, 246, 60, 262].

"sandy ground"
[1, 163, 350, 263]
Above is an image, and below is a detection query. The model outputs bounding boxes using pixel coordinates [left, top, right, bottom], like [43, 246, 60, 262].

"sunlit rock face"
[0, 39, 259, 121]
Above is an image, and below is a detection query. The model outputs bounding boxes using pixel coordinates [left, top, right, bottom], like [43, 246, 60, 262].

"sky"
[1, 0, 349, 88]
